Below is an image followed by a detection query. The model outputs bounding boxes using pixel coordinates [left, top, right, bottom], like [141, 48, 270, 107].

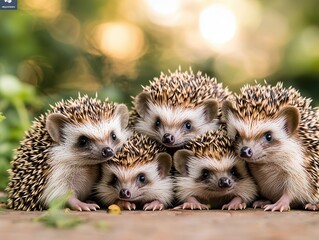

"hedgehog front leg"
[222, 196, 246, 210]
[263, 192, 291, 212]
[68, 195, 100, 211]
[67, 197, 97, 211]
[143, 200, 165, 211]
[174, 196, 209, 210]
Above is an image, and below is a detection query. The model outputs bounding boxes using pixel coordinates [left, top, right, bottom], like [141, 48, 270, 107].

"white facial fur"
[50, 115, 131, 166]
[175, 155, 257, 205]
[225, 112, 314, 204]
[96, 162, 174, 207]
[135, 102, 219, 147]
[41, 115, 131, 206]
[227, 114, 291, 163]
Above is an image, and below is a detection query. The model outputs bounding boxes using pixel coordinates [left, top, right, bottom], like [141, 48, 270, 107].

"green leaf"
[0, 113, 5, 122]
[34, 211, 84, 229]
[48, 191, 73, 210]
[33, 192, 85, 229]
[95, 221, 111, 230]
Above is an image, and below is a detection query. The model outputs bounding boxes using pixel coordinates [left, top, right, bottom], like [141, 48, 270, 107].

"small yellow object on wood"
[107, 204, 122, 215]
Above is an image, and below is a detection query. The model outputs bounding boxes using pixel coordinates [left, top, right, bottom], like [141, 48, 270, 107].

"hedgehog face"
[174, 150, 244, 198]
[97, 153, 172, 206]
[222, 101, 300, 163]
[134, 92, 218, 147]
[46, 104, 130, 165]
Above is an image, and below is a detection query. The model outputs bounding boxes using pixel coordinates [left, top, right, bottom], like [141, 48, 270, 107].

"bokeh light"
[22, 0, 62, 19]
[49, 13, 81, 44]
[93, 22, 145, 61]
[147, 0, 180, 15]
[199, 4, 237, 45]
[145, 0, 182, 26]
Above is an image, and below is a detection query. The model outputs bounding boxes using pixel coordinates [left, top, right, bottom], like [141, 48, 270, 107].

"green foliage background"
[0, 0, 319, 190]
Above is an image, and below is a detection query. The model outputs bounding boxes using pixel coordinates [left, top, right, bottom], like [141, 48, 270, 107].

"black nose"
[218, 177, 232, 188]
[119, 188, 131, 199]
[101, 147, 114, 158]
[240, 146, 253, 158]
[162, 133, 175, 144]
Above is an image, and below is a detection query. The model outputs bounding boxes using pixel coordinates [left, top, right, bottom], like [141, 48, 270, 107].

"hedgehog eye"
[264, 132, 272, 142]
[137, 173, 146, 183]
[234, 132, 240, 142]
[111, 131, 117, 141]
[201, 169, 210, 180]
[78, 135, 90, 147]
[155, 118, 161, 128]
[183, 121, 192, 130]
[230, 166, 240, 178]
[109, 174, 118, 186]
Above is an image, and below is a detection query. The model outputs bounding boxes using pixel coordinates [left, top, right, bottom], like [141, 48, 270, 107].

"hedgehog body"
[6, 95, 130, 211]
[222, 82, 319, 211]
[130, 68, 232, 148]
[173, 127, 257, 210]
[95, 132, 174, 211]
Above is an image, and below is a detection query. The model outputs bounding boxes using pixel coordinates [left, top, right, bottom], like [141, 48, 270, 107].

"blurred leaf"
[34, 192, 85, 229]
[0, 205, 5, 211]
[0, 75, 23, 99]
[34, 211, 84, 229]
[48, 191, 73, 210]
[0, 73, 41, 190]
[95, 221, 111, 230]
[0, 158, 10, 189]
[0, 113, 5, 122]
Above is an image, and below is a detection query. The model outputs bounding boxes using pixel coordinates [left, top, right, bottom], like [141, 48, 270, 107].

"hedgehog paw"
[68, 197, 100, 211]
[264, 202, 290, 212]
[263, 193, 291, 212]
[174, 197, 209, 210]
[143, 200, 165, 211]
[253, 200, 272, 209]
[116, 201, 136, 211]
[222, 196, 246, 210]
[305, 203, 319, 211]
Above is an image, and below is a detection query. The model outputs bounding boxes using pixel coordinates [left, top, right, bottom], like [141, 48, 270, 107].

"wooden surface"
[1, 209, 319, 240]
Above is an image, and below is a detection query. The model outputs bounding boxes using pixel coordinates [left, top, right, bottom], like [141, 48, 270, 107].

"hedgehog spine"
[173, 128, 257, 210]
[222, 82, 319, 211]
[95, 132, 174, 211]
[130, 68, 232, 148]
[6, 95, 130, 211]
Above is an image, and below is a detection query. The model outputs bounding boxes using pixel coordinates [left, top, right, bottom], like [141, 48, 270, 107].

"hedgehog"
[130, 68, 232, 149]
[222, 82, 319, 211]
[6, 95, 131, 211]
[95, 132, 174, 211]
[173, 127, 257, 210]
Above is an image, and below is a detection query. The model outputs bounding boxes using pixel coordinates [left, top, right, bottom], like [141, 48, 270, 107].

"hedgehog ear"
[114, 104, 129, 128]
[221, 100, 236, 123]
[46, 113, 70, 143]
[173, 149, 194, 176]
[134, 92, 151, 118]
[202, 99, 218, 122]
[274, 106, 300, 136]
[156, 152, 172, 178]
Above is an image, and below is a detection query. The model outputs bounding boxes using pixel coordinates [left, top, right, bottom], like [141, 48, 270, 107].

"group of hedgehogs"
[6, 68, 319, 212]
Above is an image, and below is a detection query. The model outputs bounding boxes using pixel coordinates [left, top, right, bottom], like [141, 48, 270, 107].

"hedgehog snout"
[240, 146, 253, 159]
[218, 177, 233, 188]
[162, 133, 175, 144]
[101, 147, 114, 158]
[119, 188, 131, 199]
